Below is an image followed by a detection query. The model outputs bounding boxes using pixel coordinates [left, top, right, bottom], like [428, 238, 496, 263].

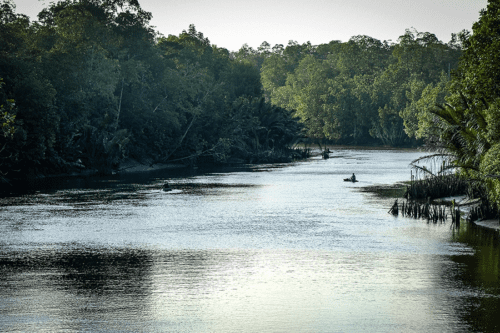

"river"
[1, 148, 499, 332]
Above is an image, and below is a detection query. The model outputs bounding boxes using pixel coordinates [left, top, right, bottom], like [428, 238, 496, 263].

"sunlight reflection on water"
[1, 149, 498, 332]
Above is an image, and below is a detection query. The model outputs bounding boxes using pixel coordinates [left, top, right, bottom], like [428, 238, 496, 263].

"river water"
[1, 148, 500, 332]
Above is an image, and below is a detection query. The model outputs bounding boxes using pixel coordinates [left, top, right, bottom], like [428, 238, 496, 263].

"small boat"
[344, 178, 358, 182]
[322, 149, 331, 159]
[163, 183, 173, 192]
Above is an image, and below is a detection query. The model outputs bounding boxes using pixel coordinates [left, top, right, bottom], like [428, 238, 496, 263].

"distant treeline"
[0, 0, 476, 184]
[241, 30, 464, 146]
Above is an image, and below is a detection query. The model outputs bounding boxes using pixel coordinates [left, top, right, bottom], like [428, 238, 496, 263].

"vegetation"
[0, 0, 303, 182]
[256, 30, 462, 146]
[405, 173, 469, 201]
[0, 0, 493, 202]
[403, 0, 500, 217]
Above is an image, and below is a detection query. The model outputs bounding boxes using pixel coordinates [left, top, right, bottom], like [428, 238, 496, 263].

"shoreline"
[117, 158, 186, 174]
[382, 188, 500, 234]
[0, 159, 188, 194]
[439, 196, 500, 233]
[432, 196, 500, 233]
[474, 219, 500, 232]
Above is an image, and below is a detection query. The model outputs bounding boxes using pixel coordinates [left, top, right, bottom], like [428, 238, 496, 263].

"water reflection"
[0, 247, 153, 332]
[1, 150, 500, 332]
[3, 244, 498, 332]
[449, 224, 500, 332]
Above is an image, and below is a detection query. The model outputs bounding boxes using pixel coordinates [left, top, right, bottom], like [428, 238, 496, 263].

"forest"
[1, 0, 500, 210]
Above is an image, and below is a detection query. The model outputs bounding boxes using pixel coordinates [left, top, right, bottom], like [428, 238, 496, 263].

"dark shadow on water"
[0, 246, 153, 294]
[448, 223, 500, 332]
[357, 180, 500, 332]
[0, 162, 283, 202]
[0, 245, 257, 331]
[356, 183, 408, 198]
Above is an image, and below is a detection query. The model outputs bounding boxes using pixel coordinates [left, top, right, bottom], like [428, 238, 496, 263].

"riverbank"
[394, 168, 500, 234]
[0, 147, 312, 196]
[381, 185, 500, 233]
[440, 196, 500, 233]
[117, 158, 186, 174]
[428, 196, 499, 233]
[475, 219, 500, 232]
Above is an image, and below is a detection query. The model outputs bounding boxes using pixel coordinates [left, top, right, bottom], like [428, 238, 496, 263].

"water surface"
[1, 149, 499, 332]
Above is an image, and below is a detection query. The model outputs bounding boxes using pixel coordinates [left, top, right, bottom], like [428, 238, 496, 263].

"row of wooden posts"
[389, 199, 461, 226]
[392, 162, 497, 226]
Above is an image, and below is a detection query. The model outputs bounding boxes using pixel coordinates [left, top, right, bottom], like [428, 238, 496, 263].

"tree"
[0, 78, 16, 181]
[336, 35, 391, 77]
[32, 0, 160, 173]
[455, 1, 500, 104]
[260, 54, 288, 100]
[0, 1, 60, 176]
[452, 1, 500, 208]
[391, 29, 454, 84]
[0, 98, 15, 138]
[400, 73, 449, 139]
[420, 1, 500, 209]
[280, 55, 338, 141]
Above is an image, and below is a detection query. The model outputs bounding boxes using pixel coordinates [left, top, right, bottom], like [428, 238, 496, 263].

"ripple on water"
[0, 149, 498, 332]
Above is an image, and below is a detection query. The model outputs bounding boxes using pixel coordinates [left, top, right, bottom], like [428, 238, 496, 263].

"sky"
[14, 0, 488, 52]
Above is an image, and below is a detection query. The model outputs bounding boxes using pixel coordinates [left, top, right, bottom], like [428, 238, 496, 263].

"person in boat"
[163, 182, 172, 191]
[350, 173, 356, 182]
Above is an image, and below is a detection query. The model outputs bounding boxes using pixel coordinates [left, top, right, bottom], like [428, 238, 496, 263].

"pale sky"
[15, 0, 488, 51]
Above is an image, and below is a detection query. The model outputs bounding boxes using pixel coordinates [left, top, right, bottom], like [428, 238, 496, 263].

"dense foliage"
[1, 0, 484, 188]
[250, 30, 462, 146]
[0, 0, 302, 181]
[396, 0, 500, 214]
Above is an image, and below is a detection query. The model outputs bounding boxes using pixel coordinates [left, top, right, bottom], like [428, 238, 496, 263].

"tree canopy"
[402, 0, 500, 211]
[0, 0, 480, 187]
[0, 0, 305, 182]
[254, 29, 462, 146]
